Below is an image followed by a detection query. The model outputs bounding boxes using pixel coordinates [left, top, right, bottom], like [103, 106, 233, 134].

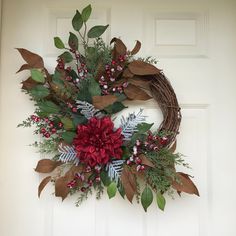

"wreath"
[17, 5, 199, 212]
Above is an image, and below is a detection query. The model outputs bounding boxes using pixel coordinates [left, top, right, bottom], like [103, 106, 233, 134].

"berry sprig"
[30, 115, 63, 139]
[98, 55, 129, 95]
[67, 164, 102, 192]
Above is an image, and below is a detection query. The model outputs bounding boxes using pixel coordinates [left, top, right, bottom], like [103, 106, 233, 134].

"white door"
[1, 0, 236, 235]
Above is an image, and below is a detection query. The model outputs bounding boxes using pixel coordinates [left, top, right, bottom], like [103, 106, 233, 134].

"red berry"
[135, 157, 142, 165]
[49, 122, 54, 128]
[51, 128, 57, 134]
[81, 187, 86, 192]
[85, 166, 91, 173]
[72, 107, 77, 113]
[58, 122, 63, 128]
[44, 132, 50, 138]
[44, 118, 49, 123]
[111, 60, 116, 65]
[35, 117, 40, 122]
[140, 165, 145, 171]
[31, 115, 36, 120]
[160, 137, 168, 145]
[95, 177, 101, 183]
[40, 128, 46, 134]
[127, 160, 132, 165]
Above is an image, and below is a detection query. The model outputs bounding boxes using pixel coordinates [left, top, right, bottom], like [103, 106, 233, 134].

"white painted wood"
[0, 0, 236, 236]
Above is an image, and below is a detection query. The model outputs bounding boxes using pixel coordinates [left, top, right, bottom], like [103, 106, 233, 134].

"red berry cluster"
[144, 132, 168, 150]
[56, 58, 65, 70]
[66, 102, 77, 113]
[126, 140, 146, 172]
[99, 55, 128, 95]
[30, 115, 63, 139]
[67, 165, 102, 192]
[70, 49, 88, 83]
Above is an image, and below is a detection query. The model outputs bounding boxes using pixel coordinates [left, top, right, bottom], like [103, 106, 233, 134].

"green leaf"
[81, 4, 92, 22]
[30, 85, 50, 98]
[54, 37, 65, 49]
[118, 182, 125, 198]
[137, 122, 154, 133]
[61, 131, 76, 144]
[59, 52, 73, 63]
[88, 78, 101, 96]
[38, 101, 60, 114]
[107, 182, 117, 199]
[72, 10, 83, 32]
[156, 193, 166, 211]
[60, 117, 75, 130]
[141, 186, 153, 212]
[68, 32, 78, 50]
[105, 102, 127, 114]
[115, 93, 127, 102]
[87, 25, 109, 38]
[52, 70, 64, 86]
[73, 115, 87, 126]
[100, 171, 111, 186]
[30, 69, 45, 83]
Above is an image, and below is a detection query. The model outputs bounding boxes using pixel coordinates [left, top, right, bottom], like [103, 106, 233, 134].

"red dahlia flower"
[73, 116, 123, 167]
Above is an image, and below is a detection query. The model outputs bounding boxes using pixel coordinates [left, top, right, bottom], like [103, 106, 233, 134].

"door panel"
[0, 0, 236, 236]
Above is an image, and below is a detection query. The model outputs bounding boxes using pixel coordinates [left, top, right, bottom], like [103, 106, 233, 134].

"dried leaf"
[92, 95, 117, 109]
[169, 141, 177, 153]
[122, 68, 134, 78]
[172, 172, 199, 196]
[120, 166, 137, 203]
[128, 60, 160, 75]
[139, 154, 155, 167]
[110, 37, 127, 55]
[124, 84, 152, 100]
[35, 159, 62, 173]
[55, 177, 70, 200]
[38, 176, 51, 197]
[21, 77, 38, 90]
[130, 40, 141, 55]
[64, 165, 83, 180]
[129, 77, 151, 89]
[16, 64, 32, 73]
[16, 48, 44, 68]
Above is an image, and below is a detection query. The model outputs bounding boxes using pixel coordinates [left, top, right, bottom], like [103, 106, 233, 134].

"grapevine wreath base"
[17, 5, 199, 212]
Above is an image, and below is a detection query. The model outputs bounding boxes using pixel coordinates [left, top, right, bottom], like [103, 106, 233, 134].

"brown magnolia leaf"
[16, 64, 32, 73]
[124, 84, 152, 100]
[128, 60, 160, 75]
[172, 172, 199, 196]
[55, 176, 70, 200]
[35, 159, 62, 173]
[122, 68, 134, 78]
[92, 95, 117, 109]
[16, 48, 44, 68]
[139, 154, 155, 167]
[169, 141, 177, 153]
[21, 77, 38, 90]
[120, 166, 137, 203]
[129, 77, 151, 90]
[110, 37, 127, 55]
[38, 176, 51, 197]
[130, 40, 141, 55]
